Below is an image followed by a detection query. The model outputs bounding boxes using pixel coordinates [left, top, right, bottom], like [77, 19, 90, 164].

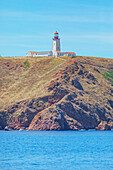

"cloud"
[1, 32, 113, 48]
[0, 9, 112, 23]
[80, 3, 113, 12]
[0, 33, 51, 49]
[0, 34, 43, 39]
[63, 34, 113, 43]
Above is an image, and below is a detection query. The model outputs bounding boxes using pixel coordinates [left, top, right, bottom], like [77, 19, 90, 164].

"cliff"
[0, 56, 113, 130]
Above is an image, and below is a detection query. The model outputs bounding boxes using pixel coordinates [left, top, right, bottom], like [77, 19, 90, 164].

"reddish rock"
[1, 59, 113, 131]
[96, 121, 111, 130]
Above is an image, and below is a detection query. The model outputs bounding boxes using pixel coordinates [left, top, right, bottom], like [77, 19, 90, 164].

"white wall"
[52, 39, 60, 55]
[26, 51, 53, 57]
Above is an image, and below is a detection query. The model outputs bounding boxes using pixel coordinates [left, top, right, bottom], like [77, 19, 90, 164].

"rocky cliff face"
[0, 56, 113, 130]
[28, 60, 113, 130]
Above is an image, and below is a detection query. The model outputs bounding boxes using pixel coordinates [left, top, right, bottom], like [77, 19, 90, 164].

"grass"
[1, 55, 113, 109]
[0, 56, 65, 109]
[102, 70, 113, 84]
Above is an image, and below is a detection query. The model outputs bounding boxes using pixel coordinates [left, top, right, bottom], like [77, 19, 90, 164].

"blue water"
[0, 131, 113, 170]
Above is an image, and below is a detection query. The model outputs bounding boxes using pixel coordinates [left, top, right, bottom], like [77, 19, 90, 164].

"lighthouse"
[26, 31, 76, 57]
[52, 31, 60, 56]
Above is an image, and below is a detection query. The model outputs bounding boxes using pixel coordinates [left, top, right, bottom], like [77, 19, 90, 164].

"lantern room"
[54, 31, 59, 39]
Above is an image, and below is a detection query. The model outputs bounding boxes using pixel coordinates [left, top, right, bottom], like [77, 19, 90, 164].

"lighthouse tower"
[52, 31, 60, 56]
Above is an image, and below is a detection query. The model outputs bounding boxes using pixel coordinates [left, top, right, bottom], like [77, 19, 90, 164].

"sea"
[0, 130, 113, 170]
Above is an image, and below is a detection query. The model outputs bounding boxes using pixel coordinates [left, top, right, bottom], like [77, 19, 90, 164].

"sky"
[0, 0, 113, 58]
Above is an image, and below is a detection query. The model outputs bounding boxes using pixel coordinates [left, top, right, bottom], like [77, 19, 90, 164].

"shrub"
[26, 108, 29, 112]
[24, 60, 30, 67]
[102, 70, 113, 84]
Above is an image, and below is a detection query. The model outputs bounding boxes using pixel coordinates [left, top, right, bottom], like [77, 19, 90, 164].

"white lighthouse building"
[26, 31, 75, 57]
[52, 31, 60, 56]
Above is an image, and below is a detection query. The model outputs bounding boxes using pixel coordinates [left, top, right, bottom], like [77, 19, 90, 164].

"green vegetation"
[14, 112, 20, 116]
[26, 108, 29, 112]
[102, 70, 113, 84]
[24, 60, 30, 67]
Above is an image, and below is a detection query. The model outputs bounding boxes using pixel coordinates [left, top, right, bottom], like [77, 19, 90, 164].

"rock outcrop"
[0, 56, 113, 130]
[29, 60, 113, 130]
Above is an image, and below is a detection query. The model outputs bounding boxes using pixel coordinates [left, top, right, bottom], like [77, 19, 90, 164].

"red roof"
[54, 31, 58, 34]
[29, 51, 37, 54]
[64, 52, 75, 54]
[56, 51, 62, 53]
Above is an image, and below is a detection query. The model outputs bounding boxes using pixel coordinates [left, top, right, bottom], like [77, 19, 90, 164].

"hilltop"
[0, 55, 113, 130]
